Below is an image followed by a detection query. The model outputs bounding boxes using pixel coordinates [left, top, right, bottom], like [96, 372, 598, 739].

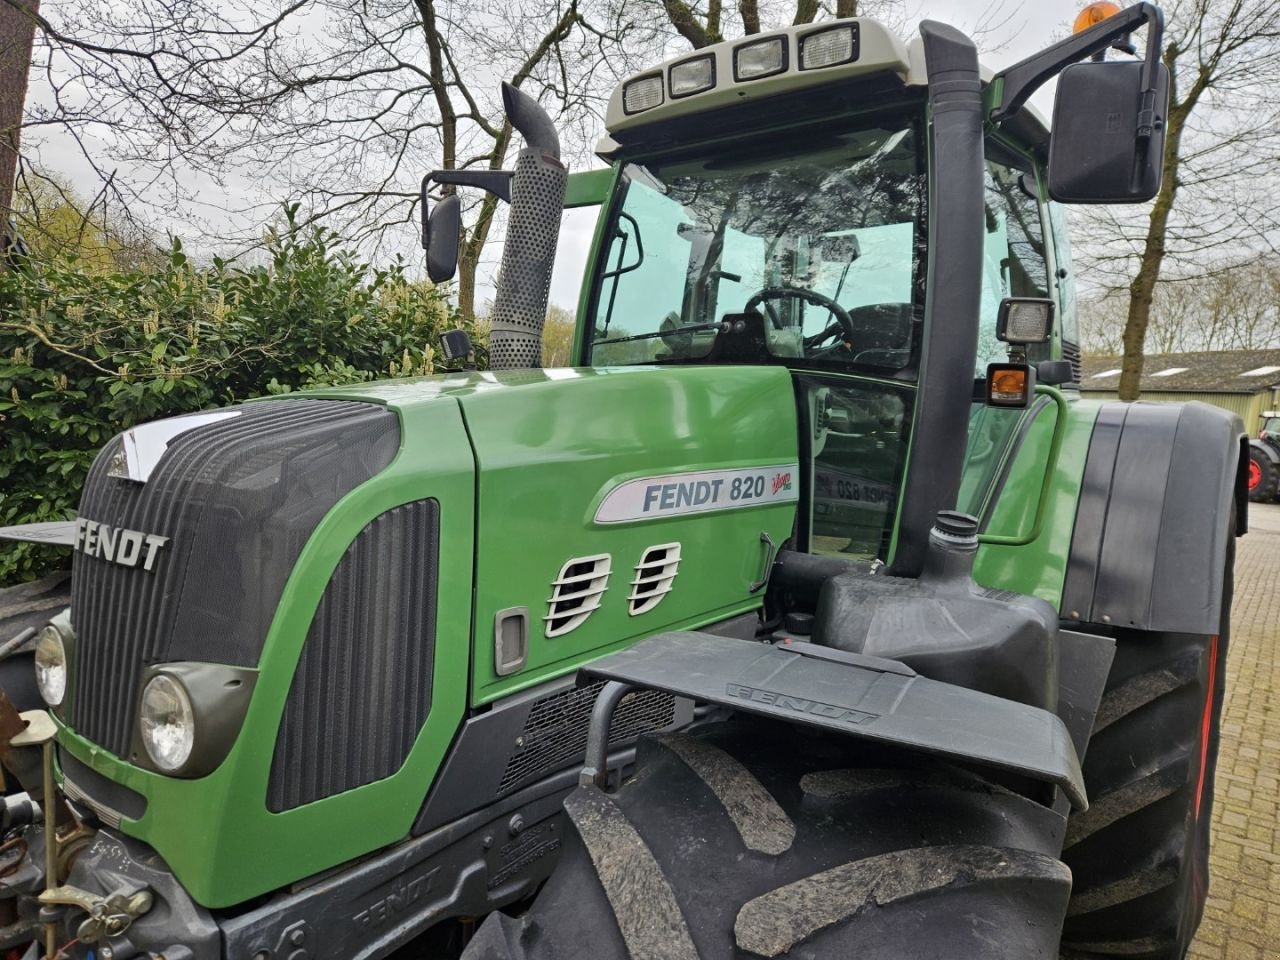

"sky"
[28, 0, 1098, 308]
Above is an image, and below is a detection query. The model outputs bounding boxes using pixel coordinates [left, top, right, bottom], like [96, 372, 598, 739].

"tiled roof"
[1080, 349, 1280, 394]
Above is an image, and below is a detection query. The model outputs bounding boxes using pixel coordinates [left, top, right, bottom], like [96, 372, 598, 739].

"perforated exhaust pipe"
[488, 83, 568, 369]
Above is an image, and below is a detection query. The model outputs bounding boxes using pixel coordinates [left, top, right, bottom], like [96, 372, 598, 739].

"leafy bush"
[0, 209, 480, 585]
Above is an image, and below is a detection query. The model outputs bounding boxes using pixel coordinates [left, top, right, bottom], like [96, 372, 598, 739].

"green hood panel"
[56, 364, 799, 908]
[455, 366, 800, 704]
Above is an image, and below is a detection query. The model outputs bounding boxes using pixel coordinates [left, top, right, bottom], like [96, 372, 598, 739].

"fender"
[1062, 401, 1247, 634]
[578, 631, 1097, 810]
[1249, 436, 1280, 466]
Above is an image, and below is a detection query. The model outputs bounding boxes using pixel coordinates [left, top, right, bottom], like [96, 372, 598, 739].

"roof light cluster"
[621, 23, 860, 117]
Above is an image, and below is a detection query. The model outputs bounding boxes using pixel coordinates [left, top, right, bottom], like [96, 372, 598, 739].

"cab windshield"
[587, 115, 925, 375]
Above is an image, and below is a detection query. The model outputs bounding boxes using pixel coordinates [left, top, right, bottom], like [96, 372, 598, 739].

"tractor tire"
[1060, 505, 1235, 959]
[1246, 449, 1276, 503]
[463, 718, 1072, 960]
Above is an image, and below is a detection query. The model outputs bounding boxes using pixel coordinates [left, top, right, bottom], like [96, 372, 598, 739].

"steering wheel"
[743, 286, 857, 349]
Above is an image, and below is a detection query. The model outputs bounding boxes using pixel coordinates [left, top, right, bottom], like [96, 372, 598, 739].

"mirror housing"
[424, 194, 462, 284]
[1048, 59, 1170, 203]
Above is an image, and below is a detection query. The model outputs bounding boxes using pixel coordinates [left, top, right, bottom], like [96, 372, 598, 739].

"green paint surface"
[456, 365, 799, 704]
[973, 393, 1100, 605]
[56, 397, 477, 908]
[53, 364, 798, 907]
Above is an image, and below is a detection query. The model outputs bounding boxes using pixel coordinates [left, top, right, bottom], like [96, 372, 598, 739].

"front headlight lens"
[34, 626, 67, 707]
[140, 674, 195, 773]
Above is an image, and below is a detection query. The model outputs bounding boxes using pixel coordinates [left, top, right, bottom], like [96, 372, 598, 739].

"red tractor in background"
[1248, 411, 1280, 502]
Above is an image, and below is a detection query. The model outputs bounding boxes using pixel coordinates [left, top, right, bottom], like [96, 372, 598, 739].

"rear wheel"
[1060, 507, 1234, 959]
[1247, 449, 1275, 502]
[464, 719, 1072, 960]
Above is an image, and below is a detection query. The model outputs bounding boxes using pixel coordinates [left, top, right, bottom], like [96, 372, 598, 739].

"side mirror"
[424, 194, 461, 284]
[1048, 59, 1170, 203]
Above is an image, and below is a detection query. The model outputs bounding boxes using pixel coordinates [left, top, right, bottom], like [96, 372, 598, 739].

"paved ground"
[1189, 501, 1280, 958]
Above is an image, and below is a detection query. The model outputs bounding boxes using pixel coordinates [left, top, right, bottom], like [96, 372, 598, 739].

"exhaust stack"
[488, 83, 568, 369]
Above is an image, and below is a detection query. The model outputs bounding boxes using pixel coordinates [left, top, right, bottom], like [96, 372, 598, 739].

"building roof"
[1081, 349, 1280, 394]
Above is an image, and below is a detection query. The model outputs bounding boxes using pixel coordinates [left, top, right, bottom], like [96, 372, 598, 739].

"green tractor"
[0, 3, 1250, 958]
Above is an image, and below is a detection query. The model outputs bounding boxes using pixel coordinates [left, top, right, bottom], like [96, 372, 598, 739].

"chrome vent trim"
[62, 774, 122, 829]
[545, 554, 612, 637]
[629, 542, 681, 616]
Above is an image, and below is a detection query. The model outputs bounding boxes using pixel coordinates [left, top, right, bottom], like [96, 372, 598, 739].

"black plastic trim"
[582, 631, 1088, 809]
[1062, 401, 1245, 633]
[889, 21, 985, 577]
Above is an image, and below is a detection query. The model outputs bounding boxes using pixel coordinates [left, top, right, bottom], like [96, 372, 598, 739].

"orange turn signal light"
[987, 363, 1036, 408]
[1073, 1, 1122, 34]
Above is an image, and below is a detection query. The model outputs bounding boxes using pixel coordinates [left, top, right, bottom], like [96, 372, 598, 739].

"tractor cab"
[559, 22, 1074, 563]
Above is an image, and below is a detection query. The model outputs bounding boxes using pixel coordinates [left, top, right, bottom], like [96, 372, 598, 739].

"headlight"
[622, 75, 664, 115]
[734, 37, 786, 81]
[996, 297, 1055, 345]
[669, 55, 715, 98]
[139, 674, 195, 773]
[34, 626, 67, 707]
[799, 24, 859, 70]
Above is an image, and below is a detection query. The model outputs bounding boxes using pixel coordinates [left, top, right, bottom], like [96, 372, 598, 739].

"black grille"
[498, 680, 677, 794]
[70, 400, 399, 759]
[268, 499, 439, 811]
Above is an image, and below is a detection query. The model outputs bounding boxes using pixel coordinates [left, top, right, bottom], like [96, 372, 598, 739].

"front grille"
[70, 399, 399, 758]
[268, 500, 440, 811]
[498, 679, 677, 794]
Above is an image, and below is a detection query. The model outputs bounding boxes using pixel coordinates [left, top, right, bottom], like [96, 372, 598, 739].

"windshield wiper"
[592, 322, 719, 346]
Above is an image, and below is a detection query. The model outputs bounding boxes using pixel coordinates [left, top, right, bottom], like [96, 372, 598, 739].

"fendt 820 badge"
[0, 3, 1248, 959]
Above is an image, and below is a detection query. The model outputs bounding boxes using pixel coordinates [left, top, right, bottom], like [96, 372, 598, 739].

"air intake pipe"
[488, 83, 568, 369]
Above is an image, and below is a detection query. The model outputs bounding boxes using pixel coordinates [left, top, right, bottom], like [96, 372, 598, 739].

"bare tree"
[1073, 0, 1280, 400]
[0, 0, 37, 230]
[8, 0, 643, 317]
[1079, 256, 1280, 356]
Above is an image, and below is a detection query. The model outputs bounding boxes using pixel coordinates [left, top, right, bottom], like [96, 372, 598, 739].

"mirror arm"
[420, 170, 515, 249]
[989, 2, 1164, 126]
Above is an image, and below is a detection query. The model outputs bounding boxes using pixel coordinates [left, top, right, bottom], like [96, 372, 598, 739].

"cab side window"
[975, 157, 1050, 372]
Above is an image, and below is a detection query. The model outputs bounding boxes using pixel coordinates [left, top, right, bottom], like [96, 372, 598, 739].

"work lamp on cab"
[996, 297, 1055, 345]
[734, 37, 786, 81]
[622, 75, 664, 115]
[799, 24, 859, 70]
[670, 55, 715, 98]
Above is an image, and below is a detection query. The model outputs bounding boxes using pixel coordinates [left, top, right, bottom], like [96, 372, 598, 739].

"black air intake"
[268, 499, 440, 811]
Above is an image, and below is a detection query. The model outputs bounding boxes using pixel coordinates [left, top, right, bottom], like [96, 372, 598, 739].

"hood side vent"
[629, 543, 681, 616]
[545, 554, 612, 637]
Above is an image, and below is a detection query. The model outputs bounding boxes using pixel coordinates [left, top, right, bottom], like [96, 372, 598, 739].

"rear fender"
[1063, 401, 1246, 633]
[1249, 436, 1279, 466]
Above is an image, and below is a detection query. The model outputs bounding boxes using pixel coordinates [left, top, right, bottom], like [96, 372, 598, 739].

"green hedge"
[0, 212, 480, 585]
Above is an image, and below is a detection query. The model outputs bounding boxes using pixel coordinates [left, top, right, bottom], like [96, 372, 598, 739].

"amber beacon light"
[1073, 1, 1122, 34]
